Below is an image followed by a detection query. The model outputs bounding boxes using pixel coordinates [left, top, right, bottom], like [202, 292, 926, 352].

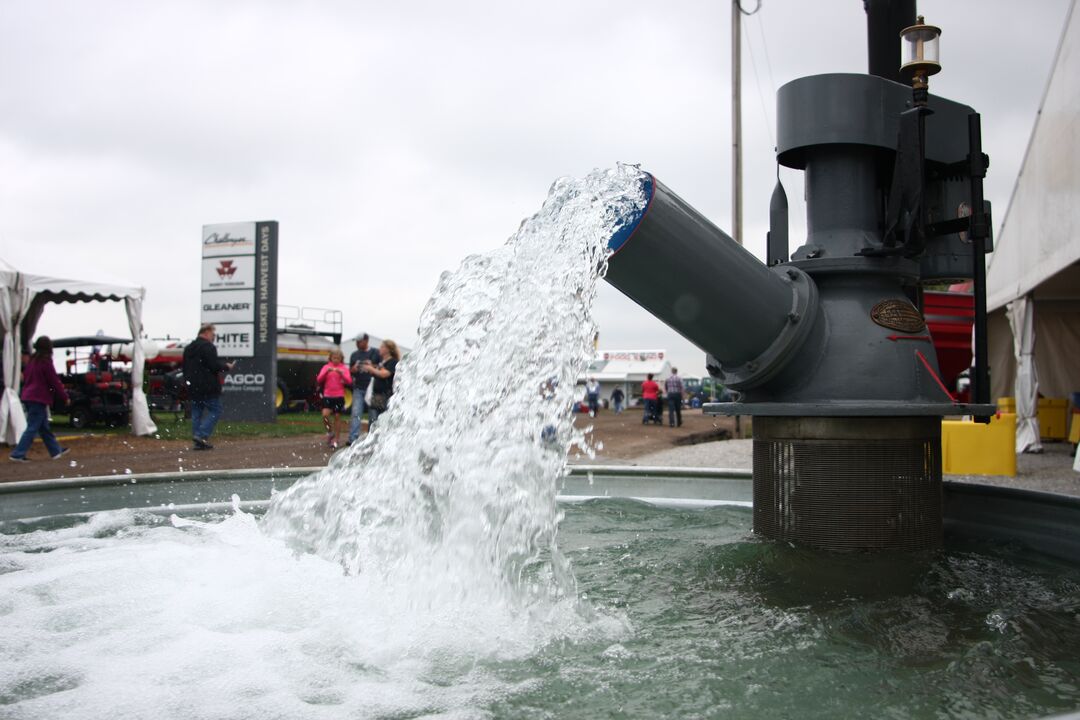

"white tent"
[0, 265, 158, 443]
[577, 349, 672, 403]
[986, 0, 1080, 458]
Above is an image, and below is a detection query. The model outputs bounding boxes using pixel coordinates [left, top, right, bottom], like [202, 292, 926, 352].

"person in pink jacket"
[316, 348, 352, 450]
[10, 336, 71, 462]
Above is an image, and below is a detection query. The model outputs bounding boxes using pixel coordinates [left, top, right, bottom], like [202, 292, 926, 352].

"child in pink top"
[316, 349, 352, 450]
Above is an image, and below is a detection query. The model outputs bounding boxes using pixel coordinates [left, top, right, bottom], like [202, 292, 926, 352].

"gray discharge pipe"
[605, 174, 817, 386]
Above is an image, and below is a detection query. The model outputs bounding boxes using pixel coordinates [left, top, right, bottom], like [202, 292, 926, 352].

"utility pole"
[732, 0, 744, 439]
[732, 0, 743, 246]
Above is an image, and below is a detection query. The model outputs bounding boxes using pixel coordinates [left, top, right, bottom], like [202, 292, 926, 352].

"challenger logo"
[204, 231, 248, 247]
[216, 260, 238, 279]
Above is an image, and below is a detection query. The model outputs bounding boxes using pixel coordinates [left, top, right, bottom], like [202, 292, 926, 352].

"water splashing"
[262, 164, 649, 611]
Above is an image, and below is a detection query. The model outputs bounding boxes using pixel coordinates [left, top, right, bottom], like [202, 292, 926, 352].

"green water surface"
[492, 500, 1080, 720]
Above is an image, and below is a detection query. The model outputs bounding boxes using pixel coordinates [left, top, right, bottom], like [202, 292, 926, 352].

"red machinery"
[923, 290, 974, 402]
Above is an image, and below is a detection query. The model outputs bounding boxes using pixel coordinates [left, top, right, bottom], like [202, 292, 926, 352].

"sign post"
[200, 221, 278, 421]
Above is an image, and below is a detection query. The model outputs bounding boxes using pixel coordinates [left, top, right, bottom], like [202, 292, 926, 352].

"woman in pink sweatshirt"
[316, 348, 352, 450]
[10, 336, 71, 462]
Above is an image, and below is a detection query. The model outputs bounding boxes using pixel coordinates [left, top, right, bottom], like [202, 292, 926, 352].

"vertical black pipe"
[967, 113, 991, 421]
[865, 0, 917, 83]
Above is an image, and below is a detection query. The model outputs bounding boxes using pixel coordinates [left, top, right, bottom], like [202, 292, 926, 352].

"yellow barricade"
[942, 413, 1017, 476]
[997, 397, 1069, 440]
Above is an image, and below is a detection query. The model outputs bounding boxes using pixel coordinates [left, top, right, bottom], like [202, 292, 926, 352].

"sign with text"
[201, 289, 256, 324]
[601, 350, 666, 362]
[201, 221, 278, 421]
[211, 322, 255, 356]
[202, 222, 257, 257]
[201, 256, 256, 291]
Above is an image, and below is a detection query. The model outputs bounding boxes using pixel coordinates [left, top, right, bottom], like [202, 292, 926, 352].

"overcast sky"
[0, 0, 1072, 376]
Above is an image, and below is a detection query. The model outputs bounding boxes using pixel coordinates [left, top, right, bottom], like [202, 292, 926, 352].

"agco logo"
[224, 373, 266, 386]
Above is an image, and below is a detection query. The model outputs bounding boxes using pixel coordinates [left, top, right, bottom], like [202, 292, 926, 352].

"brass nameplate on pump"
[870, 300, 925, 333]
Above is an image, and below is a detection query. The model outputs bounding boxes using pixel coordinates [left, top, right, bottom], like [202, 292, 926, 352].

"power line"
[742, 12, 775, 147]
[754, 6, 778, 103]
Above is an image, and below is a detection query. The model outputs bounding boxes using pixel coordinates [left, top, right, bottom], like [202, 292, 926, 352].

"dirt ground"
[1, 408, 738, 483]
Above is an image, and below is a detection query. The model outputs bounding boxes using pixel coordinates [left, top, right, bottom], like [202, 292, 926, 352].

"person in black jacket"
[182, 324, 234, 450]
[359, 339, 400, 428]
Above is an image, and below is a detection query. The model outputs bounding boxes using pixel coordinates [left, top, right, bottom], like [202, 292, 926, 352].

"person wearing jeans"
[182, 324, 234, 450]
[361, 339, 400, 429]
[190, 396, 223, 447]
[10, 336, 70, 462]
[664, 368, 684, 427]
[611, 387, 625, 414]
[640, 373, 659, 425]
[347, 333, 380, 444]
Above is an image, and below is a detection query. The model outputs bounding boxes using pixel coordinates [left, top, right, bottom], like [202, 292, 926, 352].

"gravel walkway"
[624, 438, 753, 469]
[616, 438, 1080, 497]
[947, 441, 1080, 497]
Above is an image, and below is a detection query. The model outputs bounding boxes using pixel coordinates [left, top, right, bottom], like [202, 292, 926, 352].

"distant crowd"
[584, 367, 685, 427]
[181, 325, 402, 452]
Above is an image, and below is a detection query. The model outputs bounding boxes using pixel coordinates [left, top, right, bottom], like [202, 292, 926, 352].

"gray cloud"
[0, 0, 1071, 379]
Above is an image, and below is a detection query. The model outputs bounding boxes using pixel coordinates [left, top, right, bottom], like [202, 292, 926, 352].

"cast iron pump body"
[604, 1, 995, 552]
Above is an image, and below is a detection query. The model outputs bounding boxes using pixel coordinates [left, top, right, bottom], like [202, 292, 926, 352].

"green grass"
[51, 411, 346, 440]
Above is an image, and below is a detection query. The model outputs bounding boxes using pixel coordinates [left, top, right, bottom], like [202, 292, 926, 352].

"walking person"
[317, 348, 352, 450]
[611, 386, 625, 414]
[347, 333, 380, 445]
[586, 377, 601, 417]
[665, 367, 684, 427]
[182, 324, 235, 451]
[361, 339, 400, 428]
[640, 373, 659, 425]
[9, 336, 70, 462]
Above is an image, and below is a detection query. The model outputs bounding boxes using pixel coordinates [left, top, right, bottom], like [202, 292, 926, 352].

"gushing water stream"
[262, 163, 649, 604]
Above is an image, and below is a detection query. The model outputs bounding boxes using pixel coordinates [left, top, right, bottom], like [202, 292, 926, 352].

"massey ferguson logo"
[216, 260, 237, 279]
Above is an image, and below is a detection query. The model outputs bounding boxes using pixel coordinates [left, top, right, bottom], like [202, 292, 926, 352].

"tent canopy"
[984, 0, 1079, 462]
[986, 0, 1080, 313]
[0, 266, 157, 443]
[50, 335, 133, 348]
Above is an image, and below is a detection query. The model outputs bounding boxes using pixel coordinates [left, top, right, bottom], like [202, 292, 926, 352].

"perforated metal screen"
[752, 416, 942, 552]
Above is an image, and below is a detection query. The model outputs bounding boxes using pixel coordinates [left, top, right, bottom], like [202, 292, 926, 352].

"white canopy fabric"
[0, 268, 158, 443]
[0, 269, 29, 445]
[985, 0, 1080, 465]
[1007, 296, 1042, 454]
[986, 0, 1080, 314]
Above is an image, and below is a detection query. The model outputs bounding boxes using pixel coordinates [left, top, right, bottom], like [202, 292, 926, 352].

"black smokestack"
[864, 0, 916, 83]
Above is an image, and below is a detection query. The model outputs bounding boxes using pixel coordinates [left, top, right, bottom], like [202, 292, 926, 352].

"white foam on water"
[0, 165, 649, 718]
[1, 509, 627, 718]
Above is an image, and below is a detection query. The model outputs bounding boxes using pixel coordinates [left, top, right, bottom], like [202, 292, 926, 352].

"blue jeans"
[11, 402, 62, 458]
[667, 392, 683, 426]
[642, 399, 655, 424]
[348, 390, 369, 443]
[190, 397, 223, 441]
